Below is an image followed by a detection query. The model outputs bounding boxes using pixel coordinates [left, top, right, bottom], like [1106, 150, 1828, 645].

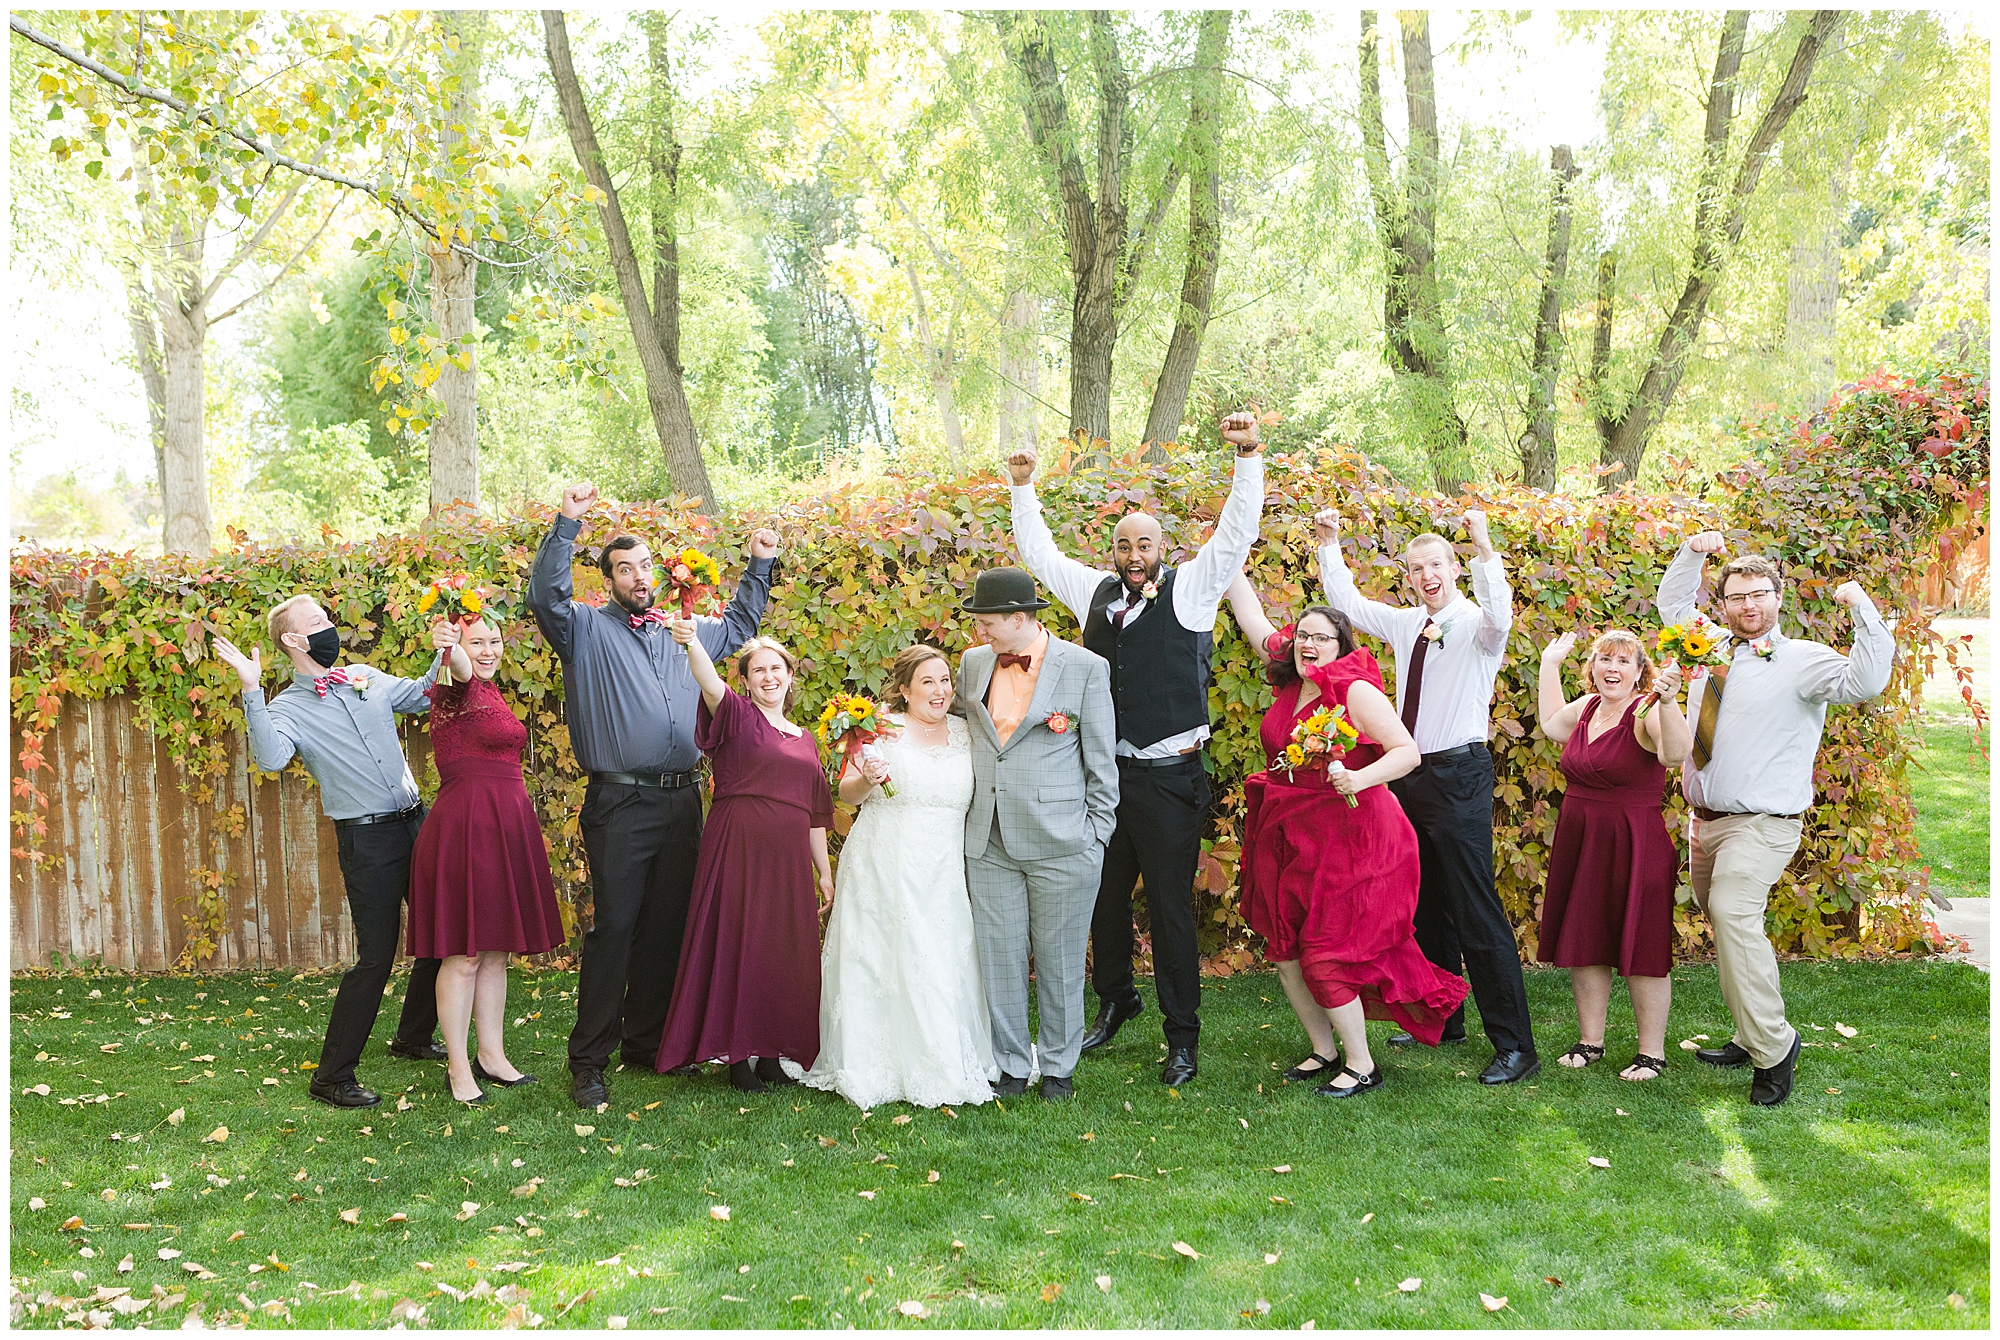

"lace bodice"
[852, 714, 973, 813]
[427, 675, 527, 767]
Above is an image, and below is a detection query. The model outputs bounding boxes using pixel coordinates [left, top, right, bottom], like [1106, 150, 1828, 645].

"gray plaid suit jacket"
[957, 637, 1119, 861]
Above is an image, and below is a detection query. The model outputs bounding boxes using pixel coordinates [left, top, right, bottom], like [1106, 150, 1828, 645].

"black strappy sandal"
[1282, 1052, 1339, 1082]
[1620, 1054, 1666, 1082]
[1557, 1041, 1607, 1068]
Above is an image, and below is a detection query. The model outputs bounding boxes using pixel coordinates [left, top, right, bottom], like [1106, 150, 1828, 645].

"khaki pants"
[1689, 813, 1803, 1068]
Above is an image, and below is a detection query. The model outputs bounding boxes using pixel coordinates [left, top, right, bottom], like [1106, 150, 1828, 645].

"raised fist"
[1832, 581, 1868, 610]
[1219, 411, 1261, 452]
[1463, 508, 1493, 553]
[748, 528, 780, 560]
[668, 617, 697, 646]
[429, 619, 463, 650]
[560, 482, 599, 520]
[1687, 530, 1726, 555]
[1006, 447, 1038, 487]
[1313, 508, 1340, 547]
[1652, 659, 1683, 701]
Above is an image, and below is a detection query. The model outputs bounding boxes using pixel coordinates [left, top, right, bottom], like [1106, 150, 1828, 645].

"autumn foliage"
[10, 369, 1986, 965]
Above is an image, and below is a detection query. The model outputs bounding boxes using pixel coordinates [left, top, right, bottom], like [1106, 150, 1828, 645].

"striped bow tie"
[628, 608, 673, 631]
[311, 668, 354, 699]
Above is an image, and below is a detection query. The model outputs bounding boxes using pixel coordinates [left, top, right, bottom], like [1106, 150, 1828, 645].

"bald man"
[1007, 413, 1267, 1085]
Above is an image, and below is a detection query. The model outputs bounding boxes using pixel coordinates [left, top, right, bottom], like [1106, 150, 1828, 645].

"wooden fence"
[10, 694, 436, 973]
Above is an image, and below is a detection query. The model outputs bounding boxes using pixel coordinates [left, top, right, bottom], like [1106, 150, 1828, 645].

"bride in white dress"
[803, 646, 996, 1109]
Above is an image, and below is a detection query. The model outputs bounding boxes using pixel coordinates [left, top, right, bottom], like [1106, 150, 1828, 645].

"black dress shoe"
[1748, 1032, 1802, 1107]
[1038, 1075, 1073, 1101]
[728, 1060, 770, 1094]
[1160, 1047, 1198, 1086]
[1696, 1040, 1753, 1068]
[995, 1074, 1028, 1097]
[452, 1085, 490, 1106]
[754, 1057, 799, 1087]
[471, 1060, 538, 1088]
[387, 1037, 447, 1062]
[664, 1062, 702, 1078]
[1079, 996, 1145, 1054]
[570, 1066, 608, 1109]
[308, 1078, 381, 1109]
[1313, 1063, 1385, 1098]
[1479, 1050, 1541, 1085]
[1387, 1026, 1465, 1047]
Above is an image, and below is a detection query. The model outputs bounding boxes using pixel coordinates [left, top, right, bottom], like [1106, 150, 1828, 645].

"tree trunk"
[639, 14, 712, 494]
[1589, 248, 1620, 457]
[156, 221, 211, 556]
[426, 241, 479, 514]
[1784, 143, 1848, 408]
[542, 9, 716, 511]
[902, 257, 965, 469]
[1142, 9, 1231, 459]
[122, 260, 168, 503]
[1519, 144, 1580, 491]
[1599, 9, 1843, 490]
[995, 284, 1043, 458]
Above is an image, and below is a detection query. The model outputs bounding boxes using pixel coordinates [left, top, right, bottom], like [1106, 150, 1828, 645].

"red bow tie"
[627, 608, 672, 631]
[995, 651, 1034, 672]
[311, 667, 354, 699]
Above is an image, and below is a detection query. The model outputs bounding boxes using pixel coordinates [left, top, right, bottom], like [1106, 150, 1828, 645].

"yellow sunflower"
[1682, 631, 1713, 658]
[417, 587, 438, 613]
[1284, 744, 1306, 766]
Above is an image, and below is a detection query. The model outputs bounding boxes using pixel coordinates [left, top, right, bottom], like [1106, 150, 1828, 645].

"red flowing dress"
[656, 690, 835, 1072]
[1535, 695, 1678, 978]
[407, 676, 565, 958]
[1240, 650, 1470, 1043]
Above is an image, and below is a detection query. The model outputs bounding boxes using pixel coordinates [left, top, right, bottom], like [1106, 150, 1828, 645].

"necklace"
[903, 712, 950, 744]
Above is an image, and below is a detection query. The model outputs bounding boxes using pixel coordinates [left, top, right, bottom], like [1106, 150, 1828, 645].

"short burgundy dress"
[1240, 650, 1470, 1044]
[407, 675, 565, 958]
[656, 690, 835, 1072]
[1535, 695, 1678, 978]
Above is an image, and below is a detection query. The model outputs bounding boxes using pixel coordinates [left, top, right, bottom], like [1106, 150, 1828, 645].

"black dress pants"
[318, 809, 441, 1086]
[568, 780, 704, 1072]
[1388, 745, 1535, 1056]
[1089, 754, 1210, 1051]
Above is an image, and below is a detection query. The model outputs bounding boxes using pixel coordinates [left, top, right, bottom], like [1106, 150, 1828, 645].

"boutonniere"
[1749, 636, 1775, 661]
[349, 672, 371, 700]
[1140, 580, 1159, 602]
[1422, 621, 1446, 648]
[1044, 711, 1074, 735]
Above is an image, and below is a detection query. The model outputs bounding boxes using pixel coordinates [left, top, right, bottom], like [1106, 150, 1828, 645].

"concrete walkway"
[1934, 897, 1990, 971]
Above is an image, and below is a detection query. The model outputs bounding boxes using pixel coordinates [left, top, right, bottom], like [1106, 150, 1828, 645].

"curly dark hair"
[1266, 605, 1357, 687]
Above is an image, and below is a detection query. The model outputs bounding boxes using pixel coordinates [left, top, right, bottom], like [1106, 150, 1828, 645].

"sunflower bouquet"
[817, 693, 895, 797]
[1278, 703, 1363, 806]
[664, 546, 724, 617]
[1637, 612, 1731, 718]
[416, 574, 493, 686]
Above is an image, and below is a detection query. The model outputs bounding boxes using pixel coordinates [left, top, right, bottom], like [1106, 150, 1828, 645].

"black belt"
[1117, 750, 1204, 769]
[591, 769, 703, 790]
[1421, 742, 1486, 764]
[1694, 806, 1801, 823]
[334, 803, 423, 830]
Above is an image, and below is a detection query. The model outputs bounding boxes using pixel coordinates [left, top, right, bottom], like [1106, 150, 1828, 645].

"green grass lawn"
[9, 961, 1988, 1329]
[1912, 615, 1991, 905]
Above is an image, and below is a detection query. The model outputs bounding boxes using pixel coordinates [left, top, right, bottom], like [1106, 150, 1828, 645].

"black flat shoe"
[1079, 996, 1145, 1054]
[471, 1060, 538, 1089]
[994, 1074, 1028, 1097]
[1160, 1047, 1198, 1086]
[1748, 1032, 1802, 1107]
[1313, 1064, 1384, 1098]
[1282, 1051, 1340, 1082]
[1696, 1040, 1753, 1068]
[452, 1085, 490, 1105]
[664, 1062, 702, 1078]
[728, 1060, 770, 1094]
[308, 1078, 382, 1109]
[1479, 1050, 1541, 1085]
[755, 1057, 799, 1087]
[387, 1037, 447, 1062]
[570, 1067, 608, 1109]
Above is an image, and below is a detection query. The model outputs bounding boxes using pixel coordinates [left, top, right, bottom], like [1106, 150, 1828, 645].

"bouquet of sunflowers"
[417, 574, 493, 686]
[817, 694, 895, 797]
[664, 546, 723, 617]
[1278, 702, 1363, 806]
[1637, 612, 1730, 718]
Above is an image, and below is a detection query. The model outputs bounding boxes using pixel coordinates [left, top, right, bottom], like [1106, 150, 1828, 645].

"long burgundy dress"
[1240, 650, 1469, 1043]
[407, 675, 565, 958]
[1535, 695, 1678, 978]
[656, 689, 834, 1072]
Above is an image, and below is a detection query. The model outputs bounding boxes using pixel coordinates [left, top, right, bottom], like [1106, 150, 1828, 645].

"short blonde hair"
[1587, 629, 1657, 694]
[266, 594, 321, 646]
[735, 636, 801, 713]
[1402, 532, 1457, 564]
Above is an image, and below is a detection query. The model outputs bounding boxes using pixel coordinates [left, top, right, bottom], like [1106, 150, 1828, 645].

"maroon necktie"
[1399, 619, 1434, 737]
[996, 651, 1033, 672]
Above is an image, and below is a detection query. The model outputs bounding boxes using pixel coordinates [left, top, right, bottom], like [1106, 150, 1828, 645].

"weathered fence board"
[10, 694, 436, 972]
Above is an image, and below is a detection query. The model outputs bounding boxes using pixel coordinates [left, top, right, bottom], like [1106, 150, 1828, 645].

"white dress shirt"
[1317, 542, 1513, 754]
[1656, 542, 1894, 816]
[1011, 454, 1265, 757]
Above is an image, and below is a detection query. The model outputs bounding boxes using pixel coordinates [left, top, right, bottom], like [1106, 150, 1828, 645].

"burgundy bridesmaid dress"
[656, 689, 834, 1072]
[1535, 694, 1679, 978]
[407, 676, 565, 958]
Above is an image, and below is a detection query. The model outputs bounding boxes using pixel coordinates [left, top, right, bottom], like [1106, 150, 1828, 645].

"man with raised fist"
[1005, 413, 1267, 1086]
[528, 481, 781, 1110]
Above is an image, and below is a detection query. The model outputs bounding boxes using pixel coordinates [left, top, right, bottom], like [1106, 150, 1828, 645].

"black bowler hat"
[961, 567, 1050, 615]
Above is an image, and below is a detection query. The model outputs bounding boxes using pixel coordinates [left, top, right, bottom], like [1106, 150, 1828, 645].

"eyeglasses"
[1720, 588, 1777, 607]
[1293, 631, 1340, 647]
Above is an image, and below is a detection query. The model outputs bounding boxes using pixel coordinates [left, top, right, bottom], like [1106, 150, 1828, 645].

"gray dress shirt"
[241, 657, 442, 820]
[527, 514, 773, 776]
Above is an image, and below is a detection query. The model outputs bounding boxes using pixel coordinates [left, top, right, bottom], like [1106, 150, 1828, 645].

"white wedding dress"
[802, 714, 996, 1109]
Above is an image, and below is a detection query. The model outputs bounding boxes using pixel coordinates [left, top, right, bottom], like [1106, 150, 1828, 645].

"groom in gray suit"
[956, 568, 1119, 1100]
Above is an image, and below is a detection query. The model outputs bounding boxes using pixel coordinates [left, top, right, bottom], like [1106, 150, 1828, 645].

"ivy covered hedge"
[10, 368, 1987, 967]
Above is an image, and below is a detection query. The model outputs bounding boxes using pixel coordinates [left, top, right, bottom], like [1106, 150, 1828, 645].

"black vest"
[1079, 568, 1214, 750]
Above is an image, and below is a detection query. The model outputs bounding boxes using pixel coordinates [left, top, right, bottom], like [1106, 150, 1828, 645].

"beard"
[611, 585, 656, 615]
[1121, 559, 1164, 593]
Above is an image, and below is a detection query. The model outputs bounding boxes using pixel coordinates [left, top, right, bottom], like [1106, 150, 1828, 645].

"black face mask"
[303, 626, 341, 669]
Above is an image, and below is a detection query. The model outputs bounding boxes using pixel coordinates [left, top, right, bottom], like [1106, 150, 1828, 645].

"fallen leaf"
[385, 1212, 407, 1223]
[1270, 1195, 1290, 1204]
[1172, 1241, 1200, 1260]
[1481, 1292, 1508, 1311]
[606, 1318, 627, 1331]
[1254, 1299, 1272, 1315]
[117, 1255, 134, 1274]
[1095, 1275, 1112, 1292]
[927, 1170, 939, 1184]
[596, 1255, 623, 1267]
[1544, 1277, 1563, 1288]
[455, 1201, 480, 1221]
[1239, 1117, 1249, 1129]
[1040, 1283, 1062, 1302]
[1826, 1087, 1842, 1095]
[1265, 1253, 1281, 1265]
[1834, 1022, 1857, 1038]
[1948, 1293, 1965, 1309]
[897, 1300, 930, 1318]
[227, 1230, 245, 1243]
[390, 1300, 426, 1323]
[1587, 1156, 1611, 1169]
[396, 1095, 411, 1112]
[857, 1190, 876, 1200]
[27, 1197, 45, 1212]
[1398, 1277, 1422, 1293]
[512, 1184, 538, 1198]
[817, 1136, 838, 1147]
[892, 1114, 913, 1126]
[338, 1208, 360, 1225]
[101, 1043, 122, 1052]
[203, 1126, 229, 1144]
[710, 1205, 731, 1221]
[166, 1109, 185, 1127]
[1615, 1109, 1629, 1117]
[157, 1248, 182, 1261]
[1272, 1165, 1292, 1174]
[63, 1215, 84, 1231]
[1678, 1040, 1700, 1051]
[1360, 1212, 1374, 1224]
[1301, 1320, 1317, 1330]
[1069, 1191, 1094, 1203]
